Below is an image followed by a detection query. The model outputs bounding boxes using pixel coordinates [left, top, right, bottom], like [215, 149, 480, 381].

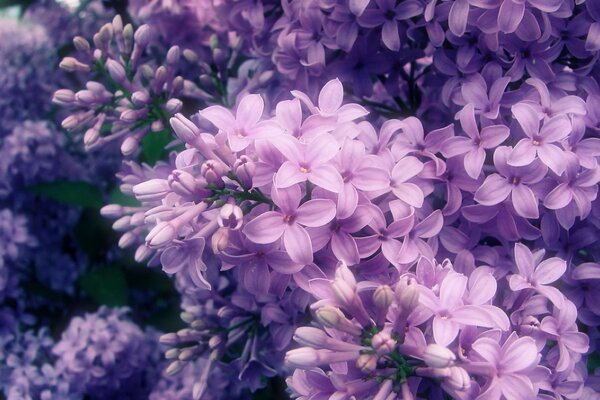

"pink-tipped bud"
[293, 327, 330, 348]
[73, 36, 90, 53]
[395, 277, 420, 314]
[167, 46, 181, 65]
[165, 98, 183, 114]
[183, 49, 198, 63]
[373, 285, 394, 310]
[211, 227, 230, 254]
[315, 306, 362, 336]
[371, 331, 396, 355]
[52, 89, 75, 104]
[208, 335, 222, 349]
[217, 204, 243, 230]
[112, 216, 132, 231]
[356, 353, 378, 373]
[446, 366, 471, 391]
[118, 232, 138, 248]
[106, 59, 127, 83]
[59, 57, 90, 72]
[134, 244, 152, 262]
[120, 136, 140, 156]
[170, 113, 200, 143]
[285, 348, 320, 368]
[332, 278, 355, 307]
[423, 344, 456, 368]
[134, 24, 151, 47]
[159, 332, 179, 345]
[201, 160, 227, 187]
[146, 221, 176, 247]
[166, 360, 185, 375]
[100, 204, 125, 218]
[131, 91, 150, 106]
[233, 156, 255, 189]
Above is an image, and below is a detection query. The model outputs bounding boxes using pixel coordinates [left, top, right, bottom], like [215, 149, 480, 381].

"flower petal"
[296, 199, 337, 227]
[284, 224, 313, 264]
[318, 79, 344, 115]
[511, 184, 539, 219]
[474, 174, 511, 206]
[533, 257, 566, 285]
[243, 212, 286, 244]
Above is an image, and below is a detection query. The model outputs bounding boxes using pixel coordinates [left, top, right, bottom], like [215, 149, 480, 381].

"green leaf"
[80, 266, 129, 307]
[29, 181, 103, 208]
[141, 130, 172, 165]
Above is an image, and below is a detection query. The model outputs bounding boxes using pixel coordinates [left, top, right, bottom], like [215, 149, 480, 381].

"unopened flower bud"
[106, 59, 127, 83]
[285, 348, 319, 368]
[73, 36, 90, 53]
[179, 346, 198, 361]
[134, 24, 151, 47]
[183, 49, 198, 63]
[134, 245, 152, 262]
[120, 136, 140, 156]
[211, 227, 230, 254]
[396, 277, 420, 314]
[170, 113, 200, 143]
[100, 204, 125, 218]
[165, 98, 183, 114]
[371, 331, 396, 355]
[520, 316, 541, 335]
[332, 278, 355, 306]
[356, 353, 378, 373]
[131, 90, 150, 106]
[167, 46, 181, 65]
[446, 366, 471, 391]
[233, 156, 255, 188]
[121, 108, 148, 123]
[373, 285, 394, 310]
[59, 57, 90, 72]
[294, 327, 330, 348]
[118, 232, 138, 248]
[201, 160, 226, 187]
[208, 335, 222, 349]
[166, 360, 185, 375]
[165, 348, 180, 359]
[315, 306, 362, 336]
[168, 170, 198, 197]
[217, 203, 243, 230]
[159, 332, 179, 345]
[423, 344, 456, 368]
[146, 221, 176, 247]
[52, 89, 75, 104]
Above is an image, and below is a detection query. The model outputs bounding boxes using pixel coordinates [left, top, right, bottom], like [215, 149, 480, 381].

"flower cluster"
[4, 0, 600, 399]
[52, 307, 161, 399]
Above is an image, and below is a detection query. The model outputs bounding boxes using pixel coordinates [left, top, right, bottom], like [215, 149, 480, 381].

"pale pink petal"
[511, 102, 540, 138]
[453, 305, 510, 330]
[318, 79, 344, 115]
[391, 156, 424, 182]
[508, 140, 537, 167]
[499, 374, 535, 399]
[337, 184, 358, 220]
[433, 317, 459, 346]
[236, 94, 264, 127]
[284, 224, 313, 264]
[309, 164, 344, 193]
[243, 212, 286, 244]
[512, 184, 539, 219]
[480, 125, 510, 148]
[474, 174, 511, 205]
[332, 232, 360, 265]
[533, 257, 566, 285]
[200, 105, 235, 132]
[501, 336, 538, 373]
[440, 272, 468, 307]
[514, 243, 535, 277]
[275, 161, 308, 188]
[296, 199, 337, 227]
[540, 115, 571, 142]
[537, 144, 566, 175]
[392, 183, 424, 208]
[543, 184, 572, 210]
[464, 147, 486, 179]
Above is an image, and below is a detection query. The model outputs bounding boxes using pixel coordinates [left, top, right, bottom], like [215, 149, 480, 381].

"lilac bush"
[1, 0, 600, 399]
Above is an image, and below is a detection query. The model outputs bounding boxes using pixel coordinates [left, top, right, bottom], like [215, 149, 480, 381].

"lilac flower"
[460, 74, 511, 120]
[540, 301, 589, 372]
[419, 270, 510, 346]
[272, 133, 344, 193]
[469, 332, 540, 399]
[52, 307, 161, 399]
[509, 102, 571, 174]
[508, 243, 567, 308]
[291, 78, 368, 123]
[474, 146, 547, 219]
[390, 156, 425, 207]
[543, 157, 600, 226]
[442, 104, 510, 179]
[243, 185, 336, 264]
[358, 0, 423, 51]
[201, 94, 279, 152]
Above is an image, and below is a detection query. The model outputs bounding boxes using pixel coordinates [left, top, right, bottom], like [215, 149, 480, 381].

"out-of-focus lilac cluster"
[1, 0, 599, 399]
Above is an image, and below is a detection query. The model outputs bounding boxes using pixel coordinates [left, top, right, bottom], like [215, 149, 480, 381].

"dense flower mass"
[2, 0, 600, 399]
